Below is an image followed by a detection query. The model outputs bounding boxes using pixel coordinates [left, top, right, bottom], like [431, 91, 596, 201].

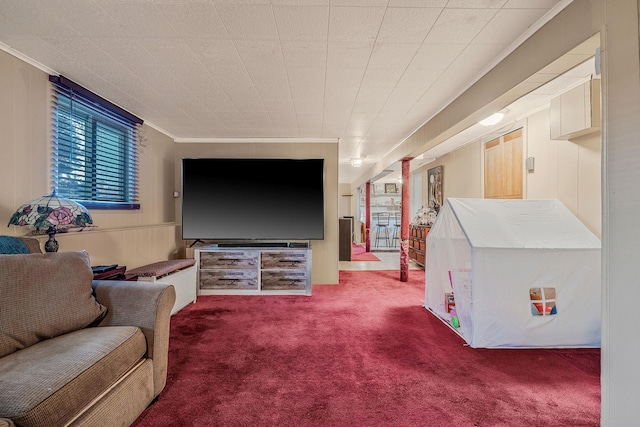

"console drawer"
[199, 269, 259, 290]
[199, 251, 258, 269]
[261, 251, 307, 269]
[261, 270, 307, 291]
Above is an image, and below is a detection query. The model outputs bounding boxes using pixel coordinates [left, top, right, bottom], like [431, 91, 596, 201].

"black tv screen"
[181, 158, 325, 241]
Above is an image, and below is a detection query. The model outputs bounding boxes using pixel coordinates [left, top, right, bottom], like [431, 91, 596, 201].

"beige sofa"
[0, 249, 176, 427]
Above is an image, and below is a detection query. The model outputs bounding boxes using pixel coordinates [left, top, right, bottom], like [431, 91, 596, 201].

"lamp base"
[45, 227, 59, 252]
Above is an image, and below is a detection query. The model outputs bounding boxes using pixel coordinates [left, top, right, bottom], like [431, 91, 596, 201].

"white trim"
[0, 42, 58, 75]
[174, 137, 339, 144]
[143, 120, 176, 140]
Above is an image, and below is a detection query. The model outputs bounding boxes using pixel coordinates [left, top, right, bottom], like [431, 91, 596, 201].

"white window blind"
[49, 75, 143, 210]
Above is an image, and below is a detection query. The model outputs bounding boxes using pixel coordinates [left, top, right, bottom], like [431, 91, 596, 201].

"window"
[49, 75, 143, 209]
[529, 287, 557, 316]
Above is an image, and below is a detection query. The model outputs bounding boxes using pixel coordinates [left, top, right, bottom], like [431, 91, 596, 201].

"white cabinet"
[550, 78, 601, 140]
[125, 259, 197, 315]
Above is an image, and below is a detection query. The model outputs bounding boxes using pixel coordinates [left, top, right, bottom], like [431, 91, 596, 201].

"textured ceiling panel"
[0, 0, 576, 183]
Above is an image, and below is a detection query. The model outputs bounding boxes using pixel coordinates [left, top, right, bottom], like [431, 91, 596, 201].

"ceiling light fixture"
[351, 158, 363, 167]
[479, 111, 505, 126]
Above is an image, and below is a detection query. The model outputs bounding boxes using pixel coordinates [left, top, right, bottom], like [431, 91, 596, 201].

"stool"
[374, 212, 391, 248]
[126, 258, 196, 315]
[391, 213, 401, 247]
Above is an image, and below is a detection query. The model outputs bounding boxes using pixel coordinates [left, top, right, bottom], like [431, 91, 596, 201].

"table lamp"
[7, 190, 93, 252]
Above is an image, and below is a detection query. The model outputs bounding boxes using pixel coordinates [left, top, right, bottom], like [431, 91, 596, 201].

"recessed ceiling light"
[351, 158, 363, 167]
[479, 111, 505, 126]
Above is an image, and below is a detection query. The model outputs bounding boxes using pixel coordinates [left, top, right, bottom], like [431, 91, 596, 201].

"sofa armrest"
[91, 280, 176, 397]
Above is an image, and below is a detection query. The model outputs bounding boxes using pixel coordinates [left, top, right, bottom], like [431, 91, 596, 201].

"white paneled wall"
[526, 108, 601, 238]
[411, 108, 601, 239]
[53, 225, 179, 269]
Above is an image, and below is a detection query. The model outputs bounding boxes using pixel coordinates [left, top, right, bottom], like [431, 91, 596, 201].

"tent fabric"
[448, 198, 601, 249]
[425, 198, 601, 349]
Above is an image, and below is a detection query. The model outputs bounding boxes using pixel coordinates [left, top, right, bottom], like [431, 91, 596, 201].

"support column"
[365, 182, 371, 253]
[602, 0, 640, 423]
[400, 159, 411, 282]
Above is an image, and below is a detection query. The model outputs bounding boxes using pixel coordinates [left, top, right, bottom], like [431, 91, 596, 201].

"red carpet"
[351, 244, 380, 261]
[133, 270, 600, 427]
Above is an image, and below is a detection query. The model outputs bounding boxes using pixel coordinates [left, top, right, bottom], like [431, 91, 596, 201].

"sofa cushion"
[0, 251, 107, 358]
[0, 326, 147, 427]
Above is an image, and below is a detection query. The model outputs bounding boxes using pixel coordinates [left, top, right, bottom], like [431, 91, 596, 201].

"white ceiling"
[0, 0, 574, 184]
[373, 56, 598, 184]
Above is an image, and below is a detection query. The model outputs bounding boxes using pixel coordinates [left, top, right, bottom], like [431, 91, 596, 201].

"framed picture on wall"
[428, 165, 443, 209]
[384, 183, 398, 193]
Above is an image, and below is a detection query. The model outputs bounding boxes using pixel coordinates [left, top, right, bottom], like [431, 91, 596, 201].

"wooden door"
[484, 138, 502, 198]
[484, 129, 523, 199]
[502, 130, 523, 198]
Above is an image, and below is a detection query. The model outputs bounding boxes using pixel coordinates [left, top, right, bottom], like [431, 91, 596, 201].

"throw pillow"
[0, 251, 107, 358]
[0, 236, 29, 254]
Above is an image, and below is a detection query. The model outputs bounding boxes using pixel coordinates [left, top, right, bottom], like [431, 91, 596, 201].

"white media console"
[195, 244, 312, 296]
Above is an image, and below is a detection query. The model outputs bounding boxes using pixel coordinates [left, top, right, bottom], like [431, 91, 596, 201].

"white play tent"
[425, 198, 601, 348]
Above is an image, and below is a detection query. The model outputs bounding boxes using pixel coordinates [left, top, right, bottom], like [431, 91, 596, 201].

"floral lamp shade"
[7, 191, 93, 252]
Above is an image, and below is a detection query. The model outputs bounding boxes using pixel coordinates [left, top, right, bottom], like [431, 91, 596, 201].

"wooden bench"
[126, 259, 197, 315]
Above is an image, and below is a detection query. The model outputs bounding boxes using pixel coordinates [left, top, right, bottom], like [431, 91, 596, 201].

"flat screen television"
[181, 158, 325, 241]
